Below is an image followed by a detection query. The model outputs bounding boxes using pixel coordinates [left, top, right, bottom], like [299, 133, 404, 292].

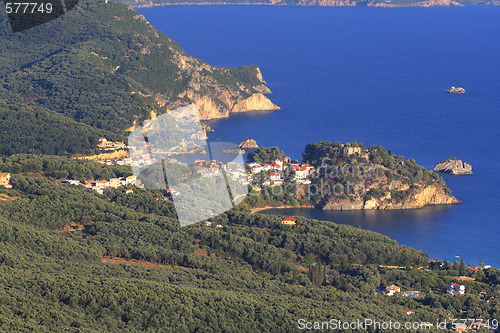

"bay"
[138, 5, 500, 267]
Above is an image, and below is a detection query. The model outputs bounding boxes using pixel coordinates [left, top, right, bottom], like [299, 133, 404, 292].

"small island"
[434, 158, 473, 175]
[448, 86, 466, 94]
[238, 138, 259, 149]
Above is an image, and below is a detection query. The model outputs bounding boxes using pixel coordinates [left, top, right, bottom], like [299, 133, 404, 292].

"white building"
[448, 283, 465, 295]
[269, 173, 281, 181]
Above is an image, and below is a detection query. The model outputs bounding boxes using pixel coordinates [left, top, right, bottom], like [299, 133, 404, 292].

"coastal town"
[82, 141, 371, 195]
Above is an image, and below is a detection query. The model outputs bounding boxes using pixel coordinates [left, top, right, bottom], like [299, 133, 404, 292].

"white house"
[269, 173, 281, 181]
[448, 283, 465, 295]
[294, 168, 309, 180]
[385, 285, 401, 296]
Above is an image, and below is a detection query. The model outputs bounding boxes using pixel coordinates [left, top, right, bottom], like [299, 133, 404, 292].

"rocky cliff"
[434, 159, 473, 175]
[170, 57, 280, 120]
[323, 184, 460, 210]
[300, 142, 460, 211]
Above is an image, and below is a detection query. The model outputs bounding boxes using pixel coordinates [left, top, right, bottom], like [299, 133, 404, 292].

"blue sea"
[138, 6, 500, 267]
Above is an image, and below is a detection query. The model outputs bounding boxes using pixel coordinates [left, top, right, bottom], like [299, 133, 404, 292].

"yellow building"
[0, 173, 11, 187]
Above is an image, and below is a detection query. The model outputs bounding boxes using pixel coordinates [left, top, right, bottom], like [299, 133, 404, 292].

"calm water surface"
[138, 5, 500, 266]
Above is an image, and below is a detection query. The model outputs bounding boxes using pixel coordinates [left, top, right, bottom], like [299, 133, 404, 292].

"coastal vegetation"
[0, 158, 498, 331]
[0, 0, 276, 156]
[247, 141, 458, 211]
[0, 1, 497, 331]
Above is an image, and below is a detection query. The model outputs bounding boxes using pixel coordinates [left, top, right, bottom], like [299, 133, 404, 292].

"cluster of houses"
[0, 173, 12, 189]
[61, 175, 138, 194]
[246, 160, 315, 187]
[86, 175, 138, 194]
[377, 282, 468, 297]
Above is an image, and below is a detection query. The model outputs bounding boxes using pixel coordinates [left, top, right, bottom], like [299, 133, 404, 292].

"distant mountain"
[116, 0, 499, 7]
[0, 0, 277, 155]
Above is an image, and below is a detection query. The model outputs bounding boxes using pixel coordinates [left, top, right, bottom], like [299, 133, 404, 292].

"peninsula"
[245, 142, 460, 211]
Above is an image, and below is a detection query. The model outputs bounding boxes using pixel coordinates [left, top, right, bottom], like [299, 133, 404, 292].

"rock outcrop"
[434, 159, 473, 175]
[166, 51, 280, 120]
[238, 138, 259, 149]
[448, 86, 466, 94]
[232, 93, 280, 113]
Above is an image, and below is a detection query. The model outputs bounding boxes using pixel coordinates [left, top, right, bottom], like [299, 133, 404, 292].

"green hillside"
[0, 155, 498, 331]
[0, 0, 273, 155]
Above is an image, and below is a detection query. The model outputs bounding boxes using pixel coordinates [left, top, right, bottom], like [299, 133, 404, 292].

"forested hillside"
[0, 0, 276, 155]
[0, 156, 498, 331]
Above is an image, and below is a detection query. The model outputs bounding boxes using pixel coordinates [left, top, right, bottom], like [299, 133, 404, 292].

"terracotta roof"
[386, 285, 400, 291]
[282, 217, 296, 222]
[451, 283, 463, 287]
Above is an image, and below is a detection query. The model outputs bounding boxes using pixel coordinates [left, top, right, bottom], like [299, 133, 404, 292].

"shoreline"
[127, 2, 498, 9]
[250, 205, 314, 214]
[250, 201, 460, 214]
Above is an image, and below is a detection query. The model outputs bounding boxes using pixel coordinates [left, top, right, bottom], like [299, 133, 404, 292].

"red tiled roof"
[451, 283, 463, 287]
[282, 217, 296, 222]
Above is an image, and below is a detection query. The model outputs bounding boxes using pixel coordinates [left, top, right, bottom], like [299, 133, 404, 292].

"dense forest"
[0, 156, 498, 331]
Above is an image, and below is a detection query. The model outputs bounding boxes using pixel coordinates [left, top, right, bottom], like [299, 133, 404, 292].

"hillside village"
[89, 143, 368, 193]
